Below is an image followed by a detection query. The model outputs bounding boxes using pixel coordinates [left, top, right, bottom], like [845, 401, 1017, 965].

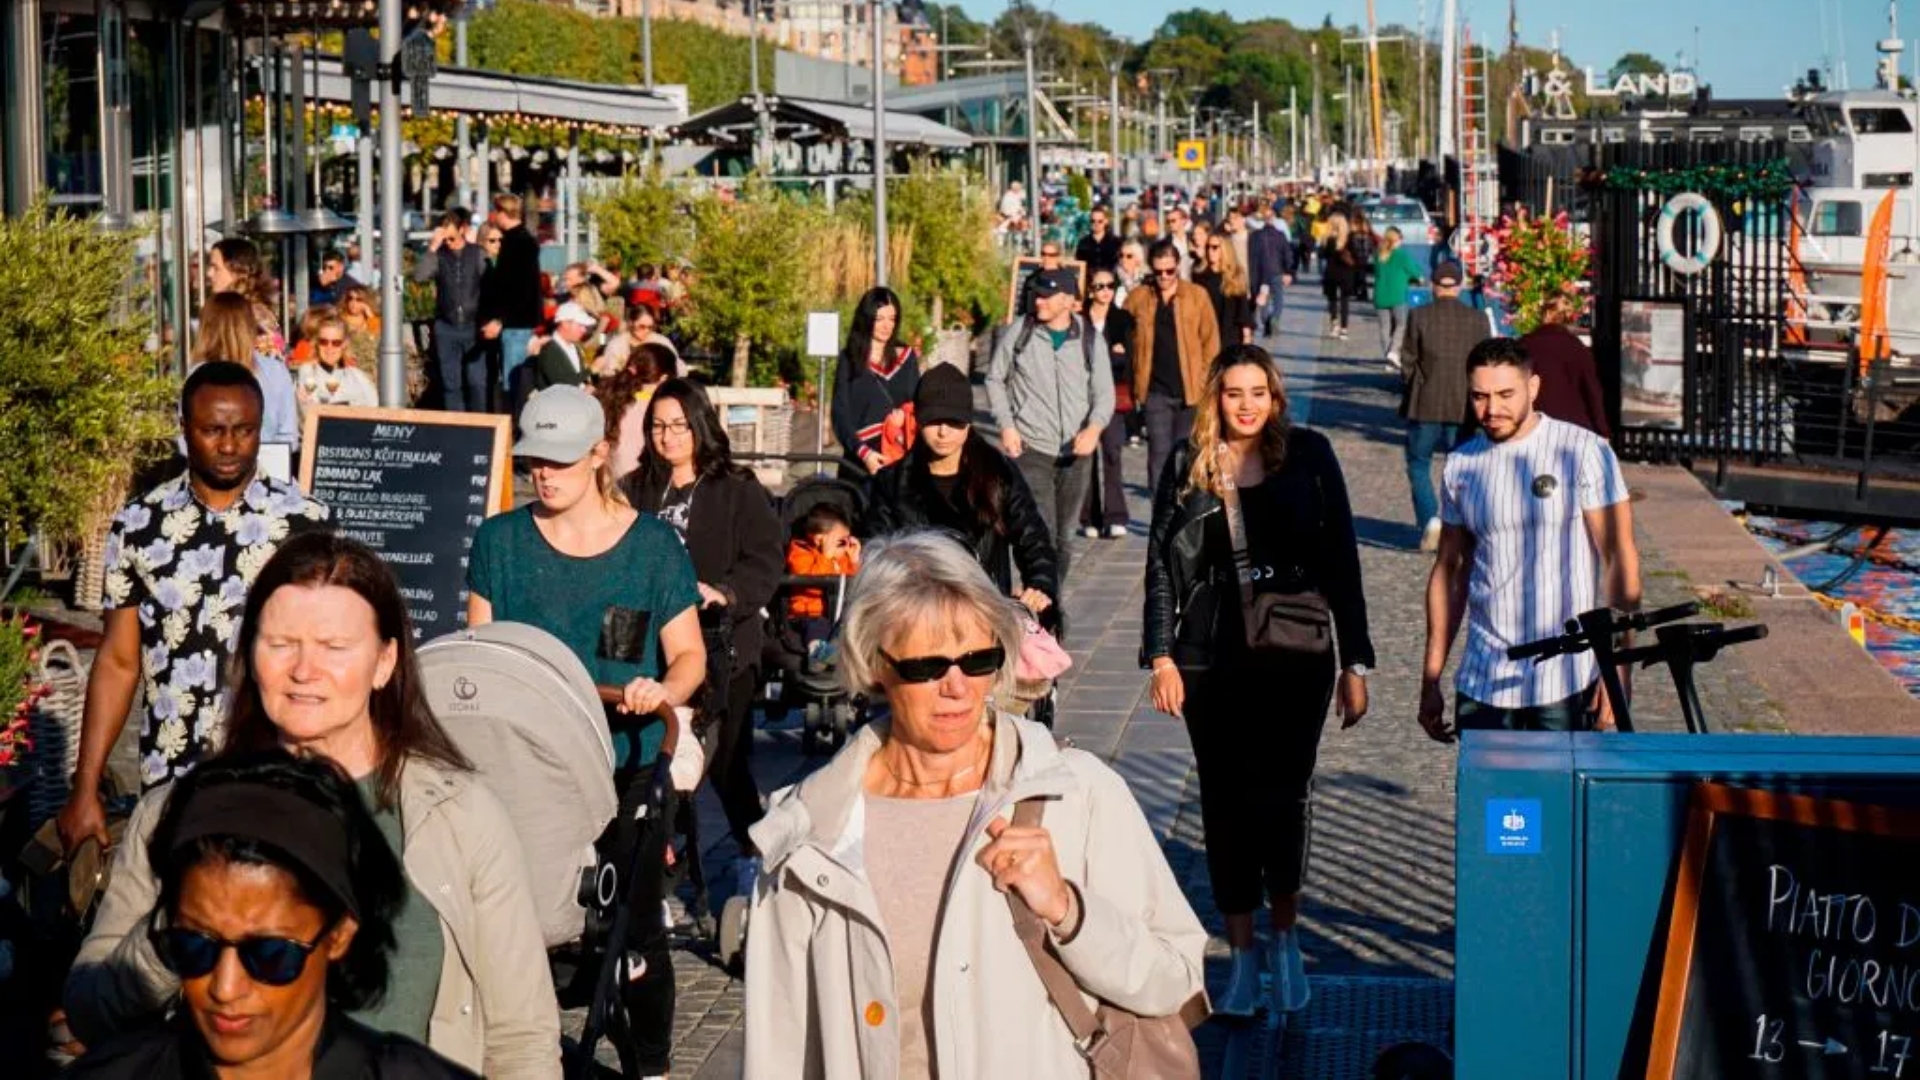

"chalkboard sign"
[1005, 255, 1088, 322]
[298, 406, 512, 640]
[1649, 782, 1920, 1079]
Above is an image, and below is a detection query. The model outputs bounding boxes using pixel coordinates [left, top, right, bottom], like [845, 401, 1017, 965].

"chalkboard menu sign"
[299, 406, 512, 640]
[1650, 782, 1920, 1079]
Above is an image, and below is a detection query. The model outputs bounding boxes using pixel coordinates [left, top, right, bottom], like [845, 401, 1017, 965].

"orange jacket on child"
[785, 539, 858, 619]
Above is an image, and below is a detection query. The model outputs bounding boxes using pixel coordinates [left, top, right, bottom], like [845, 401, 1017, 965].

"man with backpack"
[986, 267, 1115, 583]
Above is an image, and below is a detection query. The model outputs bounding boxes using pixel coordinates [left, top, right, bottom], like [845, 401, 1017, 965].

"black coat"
[621, 467, 785, 676]
[1247, 223, 1296, 288]
[864, 433, 1060, 608]
[476, 224, 544, 329]
[1194, 270, 1254, 348]
[1142, 428, 1375, 671]
[1090, 306, 1136, 405]
[66, 1015, 477, 1080]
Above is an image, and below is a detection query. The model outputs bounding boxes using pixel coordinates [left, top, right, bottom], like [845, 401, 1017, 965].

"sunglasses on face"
[1042, 250, 1061, 258]
[1154, 267, 1180, 278]
[1092, 281, 1116, 291]
[880, 646, 1007, 684]
[317, 337, 346, 348]
[152, 925, 330, 986]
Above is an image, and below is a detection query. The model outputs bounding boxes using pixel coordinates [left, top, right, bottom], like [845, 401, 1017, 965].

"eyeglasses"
[316, 337, 347, 348]
[1153, 267, 1181, 278]
[152, 924, 331, 986]
[649, 419, 692, 435]
[1041, 250, 1061, 258]
[1092, 281, 1116, 291]
[880, 646, 1007, 684]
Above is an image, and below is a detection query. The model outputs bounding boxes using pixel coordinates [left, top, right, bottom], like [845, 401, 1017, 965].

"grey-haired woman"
[743, 531, 1206, 1079]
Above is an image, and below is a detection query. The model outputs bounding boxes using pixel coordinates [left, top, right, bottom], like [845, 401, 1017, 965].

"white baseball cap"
[555, 301, 597, 329]
[513, 385, 604, 463]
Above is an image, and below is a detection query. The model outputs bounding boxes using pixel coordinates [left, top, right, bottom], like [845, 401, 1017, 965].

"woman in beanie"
[866, 364, 1059, 624]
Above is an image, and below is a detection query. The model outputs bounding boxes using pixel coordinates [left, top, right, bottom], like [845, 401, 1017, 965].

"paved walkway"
[585, 281, 1765, 1076]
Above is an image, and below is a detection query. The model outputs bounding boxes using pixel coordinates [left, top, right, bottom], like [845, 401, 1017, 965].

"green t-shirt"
[347, 776, 443, 1044]
[466, 507, 700, 764]
[1373, 247, 1424, 309]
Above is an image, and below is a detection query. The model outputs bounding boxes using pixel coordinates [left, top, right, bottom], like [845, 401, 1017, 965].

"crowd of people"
[33, 175, 1629, 1079]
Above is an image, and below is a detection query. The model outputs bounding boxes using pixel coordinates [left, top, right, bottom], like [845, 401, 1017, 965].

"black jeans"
[606, 758, 675, 1074]
[1324, 273, 1352, 328]
[1080, 419, 1131, 529]
[1184, 650, 1337, 913]
[709, 666, 766, 850]
[1456, 685, 1596, 732]
[1144, 392, 1195, 505]
[432, 319, 486, 412]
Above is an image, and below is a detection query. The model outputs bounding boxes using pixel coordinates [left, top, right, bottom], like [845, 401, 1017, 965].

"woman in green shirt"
[1372, 226, 1424, 370]
[466, 384, 707, 1079]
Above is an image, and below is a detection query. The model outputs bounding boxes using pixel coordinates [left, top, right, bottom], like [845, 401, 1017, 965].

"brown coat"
[1123, 279, 1222, 407]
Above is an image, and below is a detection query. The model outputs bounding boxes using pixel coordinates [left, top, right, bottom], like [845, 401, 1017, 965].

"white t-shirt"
[1441, 414, 1629, 707]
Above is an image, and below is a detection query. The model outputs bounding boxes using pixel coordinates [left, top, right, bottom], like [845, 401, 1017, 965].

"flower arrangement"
[1487, 209, 1593, 335]
[0, 613, 47, 769]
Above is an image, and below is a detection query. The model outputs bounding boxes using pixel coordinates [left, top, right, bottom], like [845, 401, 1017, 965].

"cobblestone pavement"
[586, 281, 1780, 1077]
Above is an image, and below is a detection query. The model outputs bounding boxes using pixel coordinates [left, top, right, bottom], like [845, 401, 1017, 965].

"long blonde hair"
[195, 292, 260, 368]
[1380, 226, 1404, 256]
[1184, 345, 1291, 498]
[1215, 236, 1250, 298]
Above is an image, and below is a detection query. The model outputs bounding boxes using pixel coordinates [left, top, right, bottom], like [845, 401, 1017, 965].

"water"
[1743, 510, 1920, 693]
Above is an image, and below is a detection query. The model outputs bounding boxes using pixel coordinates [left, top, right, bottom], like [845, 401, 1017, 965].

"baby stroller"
[417, 622, 692, 1080]
[761, 467, 870, 756]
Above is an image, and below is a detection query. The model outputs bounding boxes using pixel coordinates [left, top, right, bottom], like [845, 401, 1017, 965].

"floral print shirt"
[101, 473, 330, 789]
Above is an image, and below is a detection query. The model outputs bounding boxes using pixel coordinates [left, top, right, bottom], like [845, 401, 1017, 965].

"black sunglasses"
[1092, 281, 1116, 291]
[152, 924, 332, 986]
[880, 646, 1007, 684]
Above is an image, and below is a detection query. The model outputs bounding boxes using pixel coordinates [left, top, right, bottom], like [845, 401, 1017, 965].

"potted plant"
[1486, 209, 1591, 335]
[0, 615, 47, 792]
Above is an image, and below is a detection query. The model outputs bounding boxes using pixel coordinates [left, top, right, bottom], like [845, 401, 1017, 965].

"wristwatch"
[1345, 663, 1371, 678]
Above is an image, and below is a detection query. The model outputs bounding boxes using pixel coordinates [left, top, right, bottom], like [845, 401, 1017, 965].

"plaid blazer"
[1402, 297, 1489, 424]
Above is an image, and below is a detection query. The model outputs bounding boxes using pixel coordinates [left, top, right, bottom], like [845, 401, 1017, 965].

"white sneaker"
[1106, 524, 1128, 539]
[1386, 350, 1403, 371]
[1215, 946, 1262, 1017]
[1268, 929, 1311, 1013]
[1080, 525, 1101, 539]
[1420, 518, 1442, 553]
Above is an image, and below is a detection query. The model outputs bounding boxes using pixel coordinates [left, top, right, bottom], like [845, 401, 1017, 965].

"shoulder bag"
[1218, 443, 1333, 656]
[1006, 798, 1209, 1079]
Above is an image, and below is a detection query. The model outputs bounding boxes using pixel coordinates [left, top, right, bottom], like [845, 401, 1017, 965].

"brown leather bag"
[1006, 799, 1209, 1079]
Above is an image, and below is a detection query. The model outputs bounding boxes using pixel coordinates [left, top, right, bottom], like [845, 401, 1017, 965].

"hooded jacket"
[65, 758, 562, 1079]
[743, 712, 1208, 1079]
[864, 434, 1059, 608]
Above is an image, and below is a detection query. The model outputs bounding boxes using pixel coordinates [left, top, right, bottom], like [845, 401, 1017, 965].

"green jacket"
[1373, 247, 1424, 309]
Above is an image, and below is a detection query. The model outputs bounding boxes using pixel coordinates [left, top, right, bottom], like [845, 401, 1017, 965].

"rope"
[1811, 591, 1920, 636]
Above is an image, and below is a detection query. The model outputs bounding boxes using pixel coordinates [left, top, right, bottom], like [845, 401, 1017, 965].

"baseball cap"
[514, 385, 605, 463]
[555, 301, 598, 329]
[1432, 263, 1464, 287]
[914, 363, 973, 427]
[1031, 267, 1078, 299]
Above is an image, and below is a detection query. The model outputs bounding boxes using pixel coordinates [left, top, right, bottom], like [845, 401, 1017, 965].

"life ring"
[1657, 193, 1722, 276]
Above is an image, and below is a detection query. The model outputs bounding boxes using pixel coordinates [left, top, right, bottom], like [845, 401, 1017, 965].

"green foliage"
[0, 613, 43, 768]
[588, 170, 698, 273]
[0, 201, 177, 545]
[1602, 160, 1796, 202]
[1610, 52, 1668, 80]
[679, 180, 819, 388]
[1488, 211, 1591, 335]
[888, 164, 1009, 331]
[467, 0, 774, 111]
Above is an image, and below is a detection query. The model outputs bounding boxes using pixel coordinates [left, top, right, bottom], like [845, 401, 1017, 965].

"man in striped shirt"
[1419, 338, 1641, 737]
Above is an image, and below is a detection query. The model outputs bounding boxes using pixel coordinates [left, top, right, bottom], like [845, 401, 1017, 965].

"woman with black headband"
[67, 750, 475, 1078]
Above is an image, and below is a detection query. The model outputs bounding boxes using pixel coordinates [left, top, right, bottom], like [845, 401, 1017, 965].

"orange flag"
[1858, 189, 1899, 371]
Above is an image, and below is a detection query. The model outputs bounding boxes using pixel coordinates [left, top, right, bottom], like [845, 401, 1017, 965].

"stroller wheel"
[718, 895, 749, 974]
[802, 703, 829, 756]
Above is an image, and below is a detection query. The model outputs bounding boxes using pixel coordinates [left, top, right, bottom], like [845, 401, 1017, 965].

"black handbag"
[1219, 445, 1333, 657]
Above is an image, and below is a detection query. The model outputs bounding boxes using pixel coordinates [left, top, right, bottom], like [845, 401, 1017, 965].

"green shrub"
[0, 201, 177, 544]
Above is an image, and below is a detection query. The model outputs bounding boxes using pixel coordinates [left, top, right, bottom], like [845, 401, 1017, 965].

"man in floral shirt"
[55, 362, 329, 851]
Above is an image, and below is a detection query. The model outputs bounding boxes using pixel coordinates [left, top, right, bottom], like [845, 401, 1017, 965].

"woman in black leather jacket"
[1141, 344, 1374, 1022]
[866, 364, 1060, 625]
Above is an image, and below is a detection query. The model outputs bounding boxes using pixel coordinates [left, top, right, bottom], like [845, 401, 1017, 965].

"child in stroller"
[762, 475, 867, 755]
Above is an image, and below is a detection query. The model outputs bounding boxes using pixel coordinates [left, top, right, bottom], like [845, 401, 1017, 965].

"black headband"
[165, 782, 362, 919]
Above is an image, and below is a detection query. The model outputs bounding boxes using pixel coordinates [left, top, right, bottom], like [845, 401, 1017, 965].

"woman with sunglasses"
[292, 312, 380, 420]
[1077, 270, 1135, 540]
[68, 532, 563, 1078]
[1193, 229, 1256, 349]
[743, 531, 1206, 1079]
[68, 750, 475, 1078]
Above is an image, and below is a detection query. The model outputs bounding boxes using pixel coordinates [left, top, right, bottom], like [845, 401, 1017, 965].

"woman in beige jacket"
[64, 532, 561, 1079]
[744, 532, 1207, 1078]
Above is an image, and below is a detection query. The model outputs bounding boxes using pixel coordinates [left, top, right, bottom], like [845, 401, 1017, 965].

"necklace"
[877, 731, 991, 790]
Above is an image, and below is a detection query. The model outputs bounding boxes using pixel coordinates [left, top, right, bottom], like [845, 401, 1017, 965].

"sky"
[954, 0, 1910, 99]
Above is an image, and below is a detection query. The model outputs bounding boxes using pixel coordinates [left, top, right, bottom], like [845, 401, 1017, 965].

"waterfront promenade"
[630, 287, 1898, 1076]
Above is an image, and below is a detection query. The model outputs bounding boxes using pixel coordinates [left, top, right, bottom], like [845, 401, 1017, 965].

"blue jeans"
[1405, 421, 1460, 527]
[499, 327, 535, 379]
[1257, 275, 1285, 337]
[1456, 686, 1595, 732]
[433, 320, 485, 412]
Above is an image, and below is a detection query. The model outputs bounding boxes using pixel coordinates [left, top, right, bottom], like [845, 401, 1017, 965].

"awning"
[269, 54, 688, 131]
[673, 95, 972, 150]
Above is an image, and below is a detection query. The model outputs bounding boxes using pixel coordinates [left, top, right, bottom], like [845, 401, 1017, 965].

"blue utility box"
[1456, 731, 1920, 1078]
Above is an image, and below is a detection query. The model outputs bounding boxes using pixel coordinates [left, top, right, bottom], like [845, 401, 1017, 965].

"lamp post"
[642, 0, 654, 89]
[377, 0, 404, 406]
[1107, 57, 1122, 204]
[1022, 23, 1040, 256]
[873, 0, 889, 284]
[749, 0, 769, 170]
[455, 14, 470, 210]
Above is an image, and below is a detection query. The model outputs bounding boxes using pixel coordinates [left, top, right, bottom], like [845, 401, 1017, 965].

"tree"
[590, 170, 698, 275]
[1610, 52, 1666, 80]
[678, 182, 815, 388]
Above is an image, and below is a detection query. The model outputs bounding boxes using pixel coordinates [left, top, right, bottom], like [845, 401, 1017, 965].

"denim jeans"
[499, 327, 535, 379]
[1456, 685, 1595, 732]
[1405, 421, 1460, 528]
[1016, 448, 1095, 583]
[433, 320, 485, 412]
[1144, 391, 1195, 502]
[1257, 275, 1285, 337]
[1377, 303, 1411, 358]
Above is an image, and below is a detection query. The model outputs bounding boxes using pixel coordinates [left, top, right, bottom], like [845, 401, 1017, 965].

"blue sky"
[954, 0, 1907, 99]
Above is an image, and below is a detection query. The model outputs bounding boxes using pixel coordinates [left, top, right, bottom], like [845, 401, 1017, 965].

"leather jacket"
[1142, 430, 1375, 672]
[865, 433, 1060, 611]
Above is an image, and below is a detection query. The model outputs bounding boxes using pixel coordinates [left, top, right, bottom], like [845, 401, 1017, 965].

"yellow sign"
[1176, 139, 1207, 171]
